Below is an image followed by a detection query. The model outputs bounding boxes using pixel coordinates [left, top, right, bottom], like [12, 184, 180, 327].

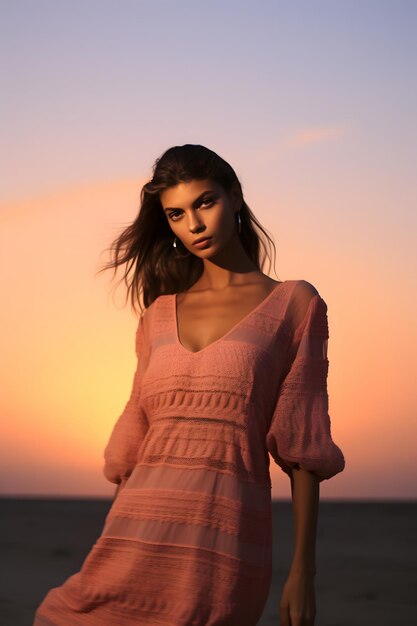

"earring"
[173, 236, 191, 257]
[237, 211, 242, 234]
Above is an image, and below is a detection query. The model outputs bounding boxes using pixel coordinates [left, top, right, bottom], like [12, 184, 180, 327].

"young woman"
[33, 144, 345, 626]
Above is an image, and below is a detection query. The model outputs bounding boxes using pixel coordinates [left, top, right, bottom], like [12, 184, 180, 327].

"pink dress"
[33, 279, 345, 626]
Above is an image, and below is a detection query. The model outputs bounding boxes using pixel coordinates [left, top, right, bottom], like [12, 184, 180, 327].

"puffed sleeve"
[103, 310, 151, 487]
[266, 282, 345, 482]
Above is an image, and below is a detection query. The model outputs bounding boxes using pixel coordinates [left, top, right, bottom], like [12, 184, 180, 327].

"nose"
[188, 213, 205, 233]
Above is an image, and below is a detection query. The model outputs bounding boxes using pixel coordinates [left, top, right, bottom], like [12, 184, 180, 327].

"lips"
[193, 237, 212, 245]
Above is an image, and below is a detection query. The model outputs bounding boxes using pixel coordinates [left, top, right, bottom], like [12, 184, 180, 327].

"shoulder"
[291, 279, 320, 300]
[286, 279, 325, 329]
[137, 292, 172, 339]
[140, 292, 170, 319]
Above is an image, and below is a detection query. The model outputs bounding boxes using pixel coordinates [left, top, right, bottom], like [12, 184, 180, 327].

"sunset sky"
[1, 1, 416, 499]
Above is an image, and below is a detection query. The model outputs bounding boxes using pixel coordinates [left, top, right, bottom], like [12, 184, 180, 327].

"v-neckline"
[173, 281, 286, 355]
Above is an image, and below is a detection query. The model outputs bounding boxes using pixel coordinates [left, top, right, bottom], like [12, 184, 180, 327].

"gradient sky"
[1, 0, 416, 499]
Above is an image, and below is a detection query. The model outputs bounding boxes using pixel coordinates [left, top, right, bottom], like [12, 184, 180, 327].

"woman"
[33, 144, 345, 626]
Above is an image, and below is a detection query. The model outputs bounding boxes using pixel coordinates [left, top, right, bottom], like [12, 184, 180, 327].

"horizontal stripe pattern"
[102, 463, 272, 566]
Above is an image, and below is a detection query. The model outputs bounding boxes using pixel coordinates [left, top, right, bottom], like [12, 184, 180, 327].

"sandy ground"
[0, 498, 416, 626]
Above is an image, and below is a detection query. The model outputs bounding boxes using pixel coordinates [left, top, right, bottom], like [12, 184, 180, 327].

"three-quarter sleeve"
[266, 283, 345, 482]
[103, 311, 151, 487]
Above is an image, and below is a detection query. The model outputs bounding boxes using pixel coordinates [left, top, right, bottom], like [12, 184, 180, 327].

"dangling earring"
[173, 236, 191, 257]
[237, 211, 242, 234]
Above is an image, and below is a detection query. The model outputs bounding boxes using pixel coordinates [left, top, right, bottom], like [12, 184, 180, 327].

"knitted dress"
[33, 279, 345, 626]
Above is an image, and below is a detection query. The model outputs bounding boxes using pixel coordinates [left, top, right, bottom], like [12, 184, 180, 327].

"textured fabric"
[33, 279, 345, 626]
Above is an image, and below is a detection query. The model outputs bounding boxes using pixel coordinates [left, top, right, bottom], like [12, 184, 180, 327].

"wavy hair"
[96, 144, 279, 315]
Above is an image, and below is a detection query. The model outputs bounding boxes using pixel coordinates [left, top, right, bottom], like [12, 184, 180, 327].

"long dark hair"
[96, 144, 279, 315]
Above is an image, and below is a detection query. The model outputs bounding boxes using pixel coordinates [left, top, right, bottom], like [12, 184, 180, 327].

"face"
[160, 179, 241, 256]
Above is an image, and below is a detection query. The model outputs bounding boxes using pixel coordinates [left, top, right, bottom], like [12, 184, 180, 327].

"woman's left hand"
[278, 569, 316, 626]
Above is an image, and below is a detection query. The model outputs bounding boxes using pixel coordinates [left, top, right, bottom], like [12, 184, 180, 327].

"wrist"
[290, 556, 316, 576]
[289, 561, 316, 577]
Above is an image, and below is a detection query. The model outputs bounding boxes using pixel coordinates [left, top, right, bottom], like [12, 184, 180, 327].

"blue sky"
[1, 0, 416, 202]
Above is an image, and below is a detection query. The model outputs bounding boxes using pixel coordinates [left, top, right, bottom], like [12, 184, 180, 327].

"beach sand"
[0, 498, 416, 625]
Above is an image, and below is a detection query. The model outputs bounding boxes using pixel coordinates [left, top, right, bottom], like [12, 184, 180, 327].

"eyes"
[167, 196, 216, 221]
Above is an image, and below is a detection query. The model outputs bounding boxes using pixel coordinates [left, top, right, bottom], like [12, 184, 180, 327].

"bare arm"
[289, 467, 319, 575]
[279, 468, 319, 626]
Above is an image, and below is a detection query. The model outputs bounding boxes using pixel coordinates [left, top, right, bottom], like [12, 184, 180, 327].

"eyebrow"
[163, 189, 214, 212]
